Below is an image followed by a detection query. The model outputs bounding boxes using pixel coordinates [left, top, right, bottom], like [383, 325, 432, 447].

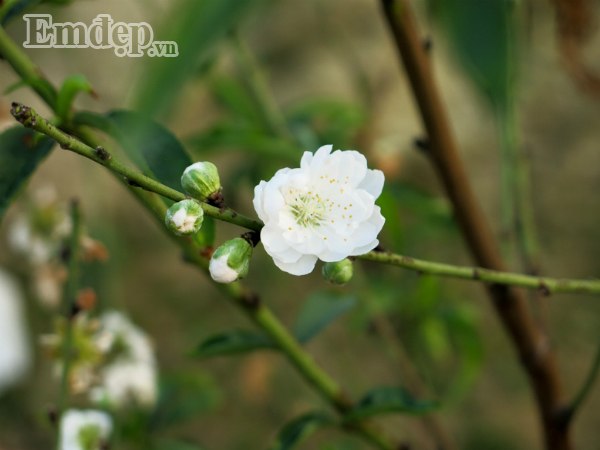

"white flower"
[91, 311, 158, 410]
[0, 269, 32, 394]
[91, 361, 157, 408]
[253, 145, 385, 275]
[208, 238, 253, 284]
[59, 409, 112, 450]
[209, 254, 240, 283]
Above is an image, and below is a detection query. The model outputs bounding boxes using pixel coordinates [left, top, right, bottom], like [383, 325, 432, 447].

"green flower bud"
[165, 200, 203, 236]
[209, 238, 253, 283]
[181, 162, 221, 201]
[322, 259, 354, 285]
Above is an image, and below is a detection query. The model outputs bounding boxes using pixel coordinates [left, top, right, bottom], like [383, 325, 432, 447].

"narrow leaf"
[0, 127, 54, 224]
[56, 74, 95, 121]
[185, 121, 301, 163]
[427, 0, 517, 108]
[345, 387, 439, 421]
[133, 0, 261, 119]
[191, 329, 277, 359]
[293, 292, 357, 344]
[1, 0, 42, 26]
[271, 411, 334, 450]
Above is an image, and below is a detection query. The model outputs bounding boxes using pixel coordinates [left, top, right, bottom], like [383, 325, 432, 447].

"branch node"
[95, 146, 111, 161]
[241, 231, 261, 248]
[124, 177, 141, 188]
[241, 291, 261, 310]
[413, 136, 430, 152]
[538, 280, 552, 297]
[46, 404, 59, 426]
[423, 36, 433, 52]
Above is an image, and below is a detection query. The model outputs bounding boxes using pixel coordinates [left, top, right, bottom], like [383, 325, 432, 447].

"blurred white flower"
[91, 361, 157, 408]
[33, 265, 67, 308]
[59, 409, 112, 450]
[0, 269, 32, 395]
[253, 145, 385, 275]
[8, 217, 54, 265]
[92, 311, 158, 409]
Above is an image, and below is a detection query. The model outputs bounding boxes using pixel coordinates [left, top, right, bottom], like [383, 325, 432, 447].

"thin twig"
[12, 102, 600, 298]
[57, 200, 82, 415]
[565, 342, 600, 424]
[357, 251, 600, 295]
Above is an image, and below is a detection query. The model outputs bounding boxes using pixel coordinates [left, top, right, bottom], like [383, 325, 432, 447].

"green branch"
[9, 102, 263, 232]
[357, 251, 600, 295]
[11, 101, 600, 297]
[57, 200, 82, 415]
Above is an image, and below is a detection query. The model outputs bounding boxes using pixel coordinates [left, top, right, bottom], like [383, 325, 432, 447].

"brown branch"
[551, 0, 600, 99]
[379, 1, 571, 449]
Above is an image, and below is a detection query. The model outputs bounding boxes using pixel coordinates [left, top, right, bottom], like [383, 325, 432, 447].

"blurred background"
[1, 0, 600, 449]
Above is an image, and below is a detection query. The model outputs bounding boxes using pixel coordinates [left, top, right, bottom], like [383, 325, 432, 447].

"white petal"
[337, 151, 367, 187]
[253, 181, 268, 222]
[358, 169, 385, 199]
[272, 254, 318, 275]
[368, 205, 386, 234]
[350, 221, 377, 247]
[310, 144, 333, 171]
[350, 239, 379, 256]
[300, 151, 313, 173]
[209, 254, 239, 283]
[261, 224, 291, 253]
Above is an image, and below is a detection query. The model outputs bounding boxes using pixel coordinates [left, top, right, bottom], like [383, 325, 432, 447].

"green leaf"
[4, 80, 28, 95]
[0, 127, 54, 224]
[55, 74, 95, 121]
[152, 372, 221, 430]
[209, 76, 262, 126]
[3, 77, 58, 107]
[73, 110, 216, 246]
[377, 188, 404, 251]
[133, 0, 261, 119]
[186, 121, 301, 163]
[442, 306, 484, 402]
[285, 98, 367, 148]
[0, 0, 42, 26]
[107, 110, 194, 192]
[427, 0, 517, 108]
[271, 411, 334, 450]
[191, 329, 277, 359]
[293, 292, 357, 344]
[345, 387, 439, 421]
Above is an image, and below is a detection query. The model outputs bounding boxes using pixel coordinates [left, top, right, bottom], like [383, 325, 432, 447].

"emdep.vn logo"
[23, 14, 178, 57]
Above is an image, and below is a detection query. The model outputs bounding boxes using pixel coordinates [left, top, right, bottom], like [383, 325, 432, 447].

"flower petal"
[350, 239, 379, 256]
[272, 254, 318, 275]
[253, 181, 268, 223]
[358, 169, 385, 199]
[310, 144, 333, 172]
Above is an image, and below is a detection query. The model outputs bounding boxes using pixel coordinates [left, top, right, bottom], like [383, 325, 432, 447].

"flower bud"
[165, 200, 203, 236]
[322, 259, 354, 285]
[181, 162, 221, 202]
[209, 238, 253, 284]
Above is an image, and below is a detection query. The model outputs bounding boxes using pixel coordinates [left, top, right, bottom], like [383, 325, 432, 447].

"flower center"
[287, 192, 326, 228]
